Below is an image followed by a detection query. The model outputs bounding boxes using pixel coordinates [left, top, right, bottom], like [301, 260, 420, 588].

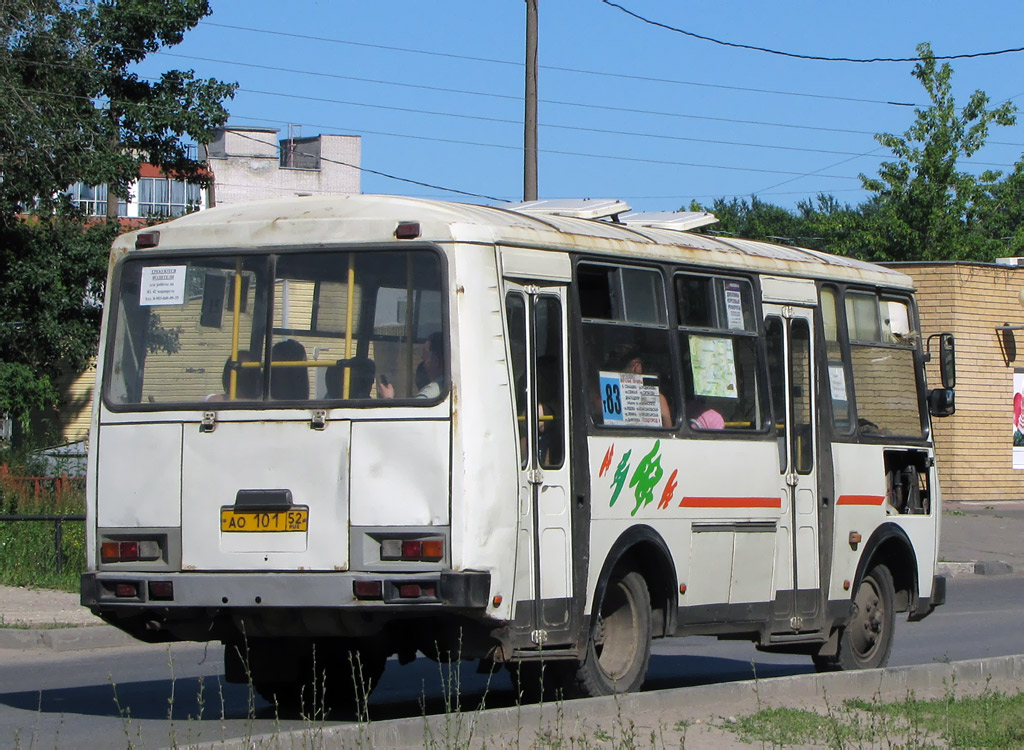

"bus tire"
[823, 564, 896, 671]
[508, 660, 574, 703]
[574, 569, 652, 696]
[254, 639, 386, 716]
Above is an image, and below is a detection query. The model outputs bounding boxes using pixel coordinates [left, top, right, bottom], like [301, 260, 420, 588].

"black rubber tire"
[572, 569, 652, 696]
[255, 639, 386, 717]
[508, 659, 575, 703]
[819, 564, 896, 672]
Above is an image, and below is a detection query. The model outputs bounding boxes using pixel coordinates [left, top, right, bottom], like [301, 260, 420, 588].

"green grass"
[0, 469, 85, 592]
[725, 689, 1024, 749]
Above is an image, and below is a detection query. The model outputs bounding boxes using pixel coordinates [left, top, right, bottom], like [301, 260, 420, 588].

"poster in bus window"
[140, 265, 186, 306]
[688, 335, 738, 399]
[599, 371, 663, 426]
[1014, 369, 1024, 469]
[724, 281, 746, 330]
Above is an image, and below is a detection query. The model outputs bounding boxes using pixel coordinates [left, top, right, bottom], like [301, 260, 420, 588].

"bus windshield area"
[105, 248, 445, 407]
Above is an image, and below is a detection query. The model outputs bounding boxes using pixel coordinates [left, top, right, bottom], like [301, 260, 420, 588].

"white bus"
[82, 195, 954, 706]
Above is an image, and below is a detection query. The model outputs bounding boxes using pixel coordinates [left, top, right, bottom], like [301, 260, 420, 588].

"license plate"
[220, 507, 309, 533]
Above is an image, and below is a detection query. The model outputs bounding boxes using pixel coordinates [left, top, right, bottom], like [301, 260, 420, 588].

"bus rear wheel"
[253, 638, 386, 716]
[816, 564, 896, 672]
[573, 569, 652, 696]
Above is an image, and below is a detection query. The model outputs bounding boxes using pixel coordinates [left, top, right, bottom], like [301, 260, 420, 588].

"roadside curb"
[194, 654, 1024, 750]
[938, 560, 1016, 577]
[0, 624, 136, 652]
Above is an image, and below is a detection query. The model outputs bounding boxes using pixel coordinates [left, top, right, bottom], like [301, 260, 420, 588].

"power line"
[159, 40, 921, 109]
[232, 84, 1021, 168]
[602, 1, 1024, 63]
[223, 129, 504, 202]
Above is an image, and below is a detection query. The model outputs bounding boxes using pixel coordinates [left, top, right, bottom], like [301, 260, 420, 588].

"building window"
[66, 183, 126, 216]
[138, 177, 202, 217]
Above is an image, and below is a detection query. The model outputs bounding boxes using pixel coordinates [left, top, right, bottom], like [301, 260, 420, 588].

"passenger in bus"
[270, 339, 309, 400]
[378, 332, 444, 399]
[207, 350, 261, 401]
[612, 346, 673, 428]
[688, 400, 725, 430]
[325, 357, 376, 399]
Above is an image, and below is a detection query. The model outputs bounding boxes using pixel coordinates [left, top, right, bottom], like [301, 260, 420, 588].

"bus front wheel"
[574, 569, 652, 696]
[817, 564, 896, 672]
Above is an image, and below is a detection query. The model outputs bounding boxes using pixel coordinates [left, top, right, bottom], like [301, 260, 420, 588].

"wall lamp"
[997, 323, 1024, 364]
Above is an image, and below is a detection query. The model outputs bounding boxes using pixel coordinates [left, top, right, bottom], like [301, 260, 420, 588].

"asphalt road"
[1, 574, 1022, 749]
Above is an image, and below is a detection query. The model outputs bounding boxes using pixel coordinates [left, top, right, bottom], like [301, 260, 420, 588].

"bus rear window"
[105, 249, 445, 407]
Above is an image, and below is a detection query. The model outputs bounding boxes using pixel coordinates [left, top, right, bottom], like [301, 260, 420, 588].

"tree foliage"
[0, 0, 236, 216]
[689, 43, 1021, 265]
[0, 1, 235, 436]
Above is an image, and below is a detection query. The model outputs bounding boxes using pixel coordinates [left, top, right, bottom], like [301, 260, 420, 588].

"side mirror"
[939, 333, 956, 390]
[928, 388, 955, 418]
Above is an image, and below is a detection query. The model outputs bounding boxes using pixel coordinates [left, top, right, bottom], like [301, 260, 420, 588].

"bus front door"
[504, 282, 574, 647]
[765, 306, 822, 632]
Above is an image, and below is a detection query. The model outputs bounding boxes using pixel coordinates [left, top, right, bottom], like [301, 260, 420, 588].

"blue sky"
[135, 1, 1024, 212]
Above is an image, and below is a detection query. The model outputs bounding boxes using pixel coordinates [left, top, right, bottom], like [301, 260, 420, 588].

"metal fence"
[0, 514, 85, 575]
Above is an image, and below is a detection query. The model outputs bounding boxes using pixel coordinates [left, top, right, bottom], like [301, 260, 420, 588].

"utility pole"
[524, 0, 538, 201]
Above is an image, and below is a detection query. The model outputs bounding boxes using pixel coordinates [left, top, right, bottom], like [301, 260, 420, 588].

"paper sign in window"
[600, 371, 663, 426]
[724, 282, 746, 330]
[828, 363, 849, 403]
[689, 336, 738, 398]
[141, 266, 186, 306]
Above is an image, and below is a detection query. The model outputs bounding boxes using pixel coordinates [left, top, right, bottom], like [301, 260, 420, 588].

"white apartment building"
[66, 127, 362, 219]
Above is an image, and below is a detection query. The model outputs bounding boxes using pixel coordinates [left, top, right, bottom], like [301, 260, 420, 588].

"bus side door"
[764, 304, 822, 631]
[504, 280, 574, 646]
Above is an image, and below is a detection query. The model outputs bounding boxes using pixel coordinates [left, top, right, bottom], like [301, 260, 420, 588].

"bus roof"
[115, 194, 912, 289]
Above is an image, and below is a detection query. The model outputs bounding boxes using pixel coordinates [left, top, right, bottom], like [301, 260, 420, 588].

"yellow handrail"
[229, 262, 243, 399]
[342, 254, 356, 398]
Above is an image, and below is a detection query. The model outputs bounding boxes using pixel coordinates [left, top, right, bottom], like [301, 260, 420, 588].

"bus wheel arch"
[853, 523, 919, 615]
[572, 526, 676, 696]
[816, 524, 917, 672]
[590, 525, 678, 639]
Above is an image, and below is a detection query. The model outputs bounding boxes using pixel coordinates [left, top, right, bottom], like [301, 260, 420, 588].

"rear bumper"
[82, 569, 491, 611]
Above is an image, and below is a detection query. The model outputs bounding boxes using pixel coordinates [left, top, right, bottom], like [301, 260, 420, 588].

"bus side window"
[765, 316, 787, 469]
[578, 263, 675, 429]
[676, 274, 765, 432]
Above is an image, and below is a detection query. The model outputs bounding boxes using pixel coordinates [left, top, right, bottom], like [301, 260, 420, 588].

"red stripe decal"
[836, 495, 885, 506]
[679, 496, 782, 509]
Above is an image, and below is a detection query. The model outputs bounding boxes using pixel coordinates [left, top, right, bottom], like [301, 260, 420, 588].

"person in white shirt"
[378, 332, 444, 399]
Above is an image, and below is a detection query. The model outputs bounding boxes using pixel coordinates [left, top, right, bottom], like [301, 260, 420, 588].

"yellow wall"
[898, 263, 1024, 501]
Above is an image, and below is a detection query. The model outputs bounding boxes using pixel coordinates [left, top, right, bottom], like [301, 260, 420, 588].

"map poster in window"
[724, 281, 746, 330]
[141, 266, 187, 306]
[1013, 369, 1024, 469]
[599, 371, 663, 426]
[689, 335, 738, 398]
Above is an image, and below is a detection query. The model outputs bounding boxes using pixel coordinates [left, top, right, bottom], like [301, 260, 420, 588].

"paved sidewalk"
[0, 500, 1021, 650]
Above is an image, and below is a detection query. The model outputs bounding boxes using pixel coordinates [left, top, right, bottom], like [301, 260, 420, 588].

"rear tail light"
[398, 583, 437, 599]
[100, 539, 162, 563]
[101, 542, 120, 563]
[119, 541, 139, 562]
[115, 583, 138, 598]
[353, 580, 383, 600]
[380, 537, 445, 562]
[420, 540, 444, 561]
[401, 540, 422, 559]
[148, 581, 174, 601]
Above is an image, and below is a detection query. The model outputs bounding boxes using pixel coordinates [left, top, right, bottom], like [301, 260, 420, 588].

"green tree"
[860, 42, 1016, 262]
[0, 1, 236, 436]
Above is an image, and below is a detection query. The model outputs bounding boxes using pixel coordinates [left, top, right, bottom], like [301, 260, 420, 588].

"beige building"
[204, 127, 361, 205]
[895, 261, 1024, 502]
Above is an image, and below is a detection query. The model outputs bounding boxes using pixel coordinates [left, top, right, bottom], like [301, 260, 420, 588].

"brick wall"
[897, 263, 1024, 501]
